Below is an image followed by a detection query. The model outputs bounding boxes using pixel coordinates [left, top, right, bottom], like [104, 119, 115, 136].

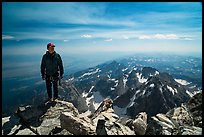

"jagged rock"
[132, 112, 147, 135]
[93, 98, 135, 135]
[180, 125, 202, 135]
[169, 105, 194, 126]
[96, 119, 107, 135]
[186, 92, 202, 127]
[6, 93, 201, 136]
[15, 128, 36, 135]
[145, 93, 202, 135]
[146, 117, 163, 135]
[124, 112, 147, 135]
[3, 99, 80, 135]
[155, 113, 175, 128]
[60, 112, 96, 135]
[49, 127, 73, 135]
[151, 115, 175, 135]
[36, 100, 79, 135]
[60, 98, 135, 135]
[105, 120, 135, 135]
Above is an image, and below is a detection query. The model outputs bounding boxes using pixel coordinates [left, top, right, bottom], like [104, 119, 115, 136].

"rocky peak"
[2, 100, 77, 135]
[2, 98, 136, 135]
[146, 92, 202, 135]
[141, 67, 159, 79]
[2, 93, 202, 135]
[60, 98, 135, 135]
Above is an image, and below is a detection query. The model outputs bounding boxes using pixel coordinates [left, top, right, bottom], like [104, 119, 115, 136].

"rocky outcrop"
[2, 93, 202, 135]
[92, 98, 135, 135]
[60, 112, 96, 135]
[2, 98, 136, 135]
[132, 112, 147, 135]
[123, 112, 148, 135]
[146, 93, 202, 135]
[185, 92, 202, 127]
[2, 100, 75, 135]
[60, 98, 135, 135]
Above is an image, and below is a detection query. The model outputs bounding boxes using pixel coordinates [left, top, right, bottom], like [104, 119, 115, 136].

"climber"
[41, 42, 64, 101]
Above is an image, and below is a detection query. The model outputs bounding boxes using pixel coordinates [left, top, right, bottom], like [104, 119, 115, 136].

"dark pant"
[45, 77, 58, 99]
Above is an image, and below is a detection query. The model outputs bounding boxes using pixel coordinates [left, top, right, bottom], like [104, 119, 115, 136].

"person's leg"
[53, 78, 58, 99]
[46, 79, 52, 99]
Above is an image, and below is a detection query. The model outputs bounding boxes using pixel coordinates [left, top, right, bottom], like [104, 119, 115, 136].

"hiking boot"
[53, 97, 58, 101]
[50, 98, 54, 102]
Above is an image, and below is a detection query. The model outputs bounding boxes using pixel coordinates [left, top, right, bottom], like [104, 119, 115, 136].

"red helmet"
[47, 42, 55, 49]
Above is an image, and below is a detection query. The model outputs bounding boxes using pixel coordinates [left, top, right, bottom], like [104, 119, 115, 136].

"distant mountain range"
[2, 54, 202, 119]
[61, 60, 200, 119]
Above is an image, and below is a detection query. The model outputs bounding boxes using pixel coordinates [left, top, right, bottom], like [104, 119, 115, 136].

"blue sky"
[2, 2, 202, 56]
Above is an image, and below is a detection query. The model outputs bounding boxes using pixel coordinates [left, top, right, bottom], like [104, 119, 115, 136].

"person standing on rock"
[41, 42, 64, 101]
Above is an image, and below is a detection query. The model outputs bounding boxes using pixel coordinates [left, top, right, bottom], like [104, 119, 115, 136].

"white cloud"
[153, 34, 167, 39]
[138, 34, 179, 40]
[182, 38, 194, 40]
[154, 34, 179, 39]
[165, 34, 179, 39]
[81, 34, 92, 38]
[138, 35, 151, 39]
[105, 38, 112, 42]
[63, 39, 69, 42]
[2, 35, 14, 40]
[122, 35, 129, 39]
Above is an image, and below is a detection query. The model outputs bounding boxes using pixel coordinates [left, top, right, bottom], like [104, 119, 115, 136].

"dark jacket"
[41, 51, 64, 77]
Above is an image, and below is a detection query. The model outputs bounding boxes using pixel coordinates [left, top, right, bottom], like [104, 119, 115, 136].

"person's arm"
[58, 54, 64, 78]
[41, 55, 46, 79]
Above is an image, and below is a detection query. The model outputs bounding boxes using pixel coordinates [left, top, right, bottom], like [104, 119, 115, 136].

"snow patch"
[135, 90, 141, 94]
[127, 90, 139, 108]
[136, 73, 147, 83]
[142, 90, 146, 95]
[189, 85, 197, 88]
[114, 96, 119, 100]
[159, 87, 163, 93]
[123, 76, 128, 88]
[109, 78, 116, 81]
[150, 71, 159, 76]
[86, 95, 94, 106]
[82, 86, 94, 98]
[155, 71, 159, 75]
[114, 80, 119, 87]
[186, 90, 193, 97]
[111, 87, 115, 90]
[174, 79, 191, 85]
[79, 68, 101, 78]
[167, 85, 177, 95]
[93, 101, 101, 110]
[186, 90, 202, 97]
[68, 77, 74, 81]
[122, 68, 128, 72]
[133, 67, 137, 70]
[149, 84, 155, 88]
